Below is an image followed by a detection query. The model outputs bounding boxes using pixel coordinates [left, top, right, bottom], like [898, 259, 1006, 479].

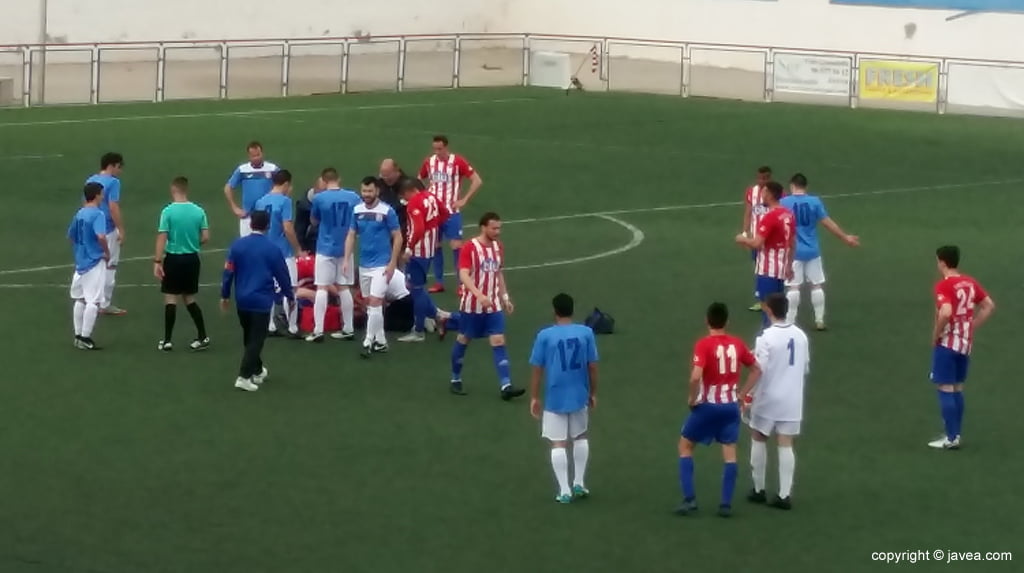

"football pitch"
[0, 87, 1020, 573]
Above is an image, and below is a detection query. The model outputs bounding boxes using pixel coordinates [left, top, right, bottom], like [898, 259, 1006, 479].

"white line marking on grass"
[0, 97, 537, 128]
[0, 153, 64, 161]
[0, 177, 1018, 280]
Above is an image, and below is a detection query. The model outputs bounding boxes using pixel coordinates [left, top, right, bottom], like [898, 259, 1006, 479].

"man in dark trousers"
[220, 210, 294, 392]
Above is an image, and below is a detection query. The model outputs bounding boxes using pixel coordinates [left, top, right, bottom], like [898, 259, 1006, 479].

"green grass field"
[0, 87, 1020, 573]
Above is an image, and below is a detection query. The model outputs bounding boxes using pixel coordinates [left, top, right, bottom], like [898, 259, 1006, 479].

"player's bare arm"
[687, 365, 703, 408]
[455, 172, 483, 210]
[109, 200, 125, 245]
[283, 220, 302, 256]
[154, 232, 168, 279]
[742, 203, 752, 237]
[342, 229, 357, 275]
[822, 217, 859, 247]
[587, 360, 599, 409]
[933, 302, 953, 343]
[98, 234, 110, 261]
[496, 270, 513, 313]
[223, 184, 244, 217]
[738, 361, 763, 404]
[736, 233, 764, 250]
[529, 365, 544, 419]
[459, 267, 491, 307]
[200, 228, 210, 245]
[974, 297, 996, 329]
[385, 228, 403, 280]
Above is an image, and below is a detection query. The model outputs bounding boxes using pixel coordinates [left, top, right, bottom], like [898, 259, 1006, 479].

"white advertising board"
[773, 53, 851, 96]
[947, 63, 1024, 111]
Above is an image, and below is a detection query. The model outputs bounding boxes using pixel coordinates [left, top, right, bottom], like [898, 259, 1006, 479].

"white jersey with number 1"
[752, 323, 810, 422]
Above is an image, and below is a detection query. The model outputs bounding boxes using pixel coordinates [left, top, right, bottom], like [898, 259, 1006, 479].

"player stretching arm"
[928, 245, 995, 450]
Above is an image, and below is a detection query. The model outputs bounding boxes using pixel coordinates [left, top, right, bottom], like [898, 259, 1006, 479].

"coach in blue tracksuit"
[221, 210, 294, 392]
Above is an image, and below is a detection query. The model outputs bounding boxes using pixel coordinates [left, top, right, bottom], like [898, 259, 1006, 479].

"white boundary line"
[0, 153, 64, 161]
[0, 97, 536, 128]
[0, 214, 645, 289]
[0, 176, 1019, 280]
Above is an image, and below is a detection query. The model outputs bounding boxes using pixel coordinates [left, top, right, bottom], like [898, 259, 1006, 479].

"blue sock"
[446, 311, 461, 332]
[492, 345, 511, 388]
[432, 248, 444, 283]
[938, 391, 958, 441]
[451, 341, 468, 380]
[721, 462, 738, 508]
[411, 287, 437, 333]
[679, 457, 695, 501]
[953, 392, 965, 438]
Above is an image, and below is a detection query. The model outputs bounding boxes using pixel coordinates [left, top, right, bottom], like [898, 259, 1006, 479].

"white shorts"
[70, 264, 105, 304]
[542, 408, 589, 441]
[315, 253, 354, 286]
[786, 257, 825, 287]
[359, 266, 410, 301]
[106, 228, 121, 266]
[273, 257, 299, 294]
[748, 413, 801, 437]
[239, 216, 251, 237]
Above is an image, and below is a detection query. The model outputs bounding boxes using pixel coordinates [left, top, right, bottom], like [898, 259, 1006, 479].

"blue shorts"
[460, 311, 505, 339]
[406, 256, 431, 288]
[755, 275, 784, 301]
[441, 212, 463, 241]
[681, 403, 741, 445]
[931, 345, 970, 384]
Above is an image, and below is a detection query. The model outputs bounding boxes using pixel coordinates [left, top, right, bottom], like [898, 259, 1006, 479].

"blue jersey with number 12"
[311, 188, 360, 257]
[781, 193, 827, 262]
[529, 323, 599, 414]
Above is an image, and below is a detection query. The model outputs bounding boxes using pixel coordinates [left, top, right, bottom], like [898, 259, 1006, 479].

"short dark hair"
[246, 141, 263, 151]
[552, 293, 574, 318]
[100, 152, 123, 170]
[399, 178, 420, 194]
[83, 182, 103, 202]
[272, 169, 292, 186]
[936, 245, 960, 269]
[479, 212, 501, 227]
[765, 181, 784, 201]
[757, 165, 772, 175]
[361, 176, 379, 187]
[764, 292, 788, 321]
[250, 209, 270, 232]
[321, 167, 339, 183]
[790, 173, 808, 188]
[433, 134, 449, 146]
[171, 176, 189, 191]
[706, 302, 729, 329]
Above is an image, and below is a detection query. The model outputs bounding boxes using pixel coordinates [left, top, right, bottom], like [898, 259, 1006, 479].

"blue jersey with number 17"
[311, 188, 360, 257]
[529, 323, 599, 414]
[781, 193, 828, 262]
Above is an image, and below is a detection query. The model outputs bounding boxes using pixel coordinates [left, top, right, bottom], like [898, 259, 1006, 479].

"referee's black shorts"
[161, 252, 201, 295]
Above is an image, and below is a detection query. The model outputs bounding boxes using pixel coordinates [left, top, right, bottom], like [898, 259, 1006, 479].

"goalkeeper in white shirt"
[740, 292, 809, 511]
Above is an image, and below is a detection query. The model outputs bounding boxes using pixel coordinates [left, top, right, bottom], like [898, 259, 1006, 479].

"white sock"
[267, 308, 277, 332]
[572, 439, 590, 487]
[778, 446, 796, 498]
[313, 289, 328, 335]
[367, 305, 384, 344]
[786, 288, 800, 324]
[102, 267, 116, 309]
[750, 439, 767, 492]
[283, 297, 298, 332]
[340, 289, 354, 333]
[551, 447, 571, 495]
[73, 300, 85, 336]
[811, 287, 825, 324]
[82, 302, 99, 337]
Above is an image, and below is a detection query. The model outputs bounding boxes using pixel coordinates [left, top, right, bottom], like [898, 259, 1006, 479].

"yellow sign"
[859, 60, 939, 102]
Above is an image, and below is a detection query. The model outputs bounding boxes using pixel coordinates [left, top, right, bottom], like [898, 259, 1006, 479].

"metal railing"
[2, 33, 1023, 116]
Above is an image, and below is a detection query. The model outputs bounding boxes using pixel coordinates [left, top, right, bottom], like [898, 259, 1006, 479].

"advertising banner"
[859, 60, 938, 102]
[947, 63, 1024, 110]
[774, 53, 851, 96]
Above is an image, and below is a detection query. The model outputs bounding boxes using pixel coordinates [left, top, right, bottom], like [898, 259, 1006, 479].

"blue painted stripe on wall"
[832, 0, 1024, 10]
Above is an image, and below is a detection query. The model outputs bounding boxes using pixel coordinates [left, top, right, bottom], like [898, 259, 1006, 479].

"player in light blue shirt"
[779, 173, 859, 330]
[224, 141, 279, 237]
[67, 182, 111, 350]
[84, 152, 125, 315]
[253, 169, 302, 336]
[529, 293, 600, 504]
[345, 176, 404, 356]
[306, 167, 362, 342]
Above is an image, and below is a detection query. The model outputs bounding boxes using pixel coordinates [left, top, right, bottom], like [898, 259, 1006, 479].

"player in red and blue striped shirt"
[398, 179, 454, 342]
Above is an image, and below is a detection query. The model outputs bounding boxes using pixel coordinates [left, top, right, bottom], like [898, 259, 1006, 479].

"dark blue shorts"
[755, 275, 784, 301]
[460, 311, 505, 339]
[681, 403, 741, 445]
[406, 257, 431, 288]
[441, 212, 463, 241]
[931, 345, 970, 384]
[751, 249, 758, 262]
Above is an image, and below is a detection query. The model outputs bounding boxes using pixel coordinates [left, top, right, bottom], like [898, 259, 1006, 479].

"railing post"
[850, 54, 860, 110]
[764, 48, 774, 103]
[522, 34, 530, 87]
[937, 58, 948, 115]
[91, 44, 100, 104]
[21, 46, 31, 107]
[340, 40, 349, 94]
[602, 39, 609, 91]
[681, 43, 690, 98]
[452, 35, 461, 89]
[156, 43, 165, 102]
[282, 41, 291, 98]
[219, 42, 228, 100]
[397, 37, 406, 92]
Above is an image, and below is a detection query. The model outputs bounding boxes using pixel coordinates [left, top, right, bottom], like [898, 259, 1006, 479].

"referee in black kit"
[220, 210, 294, 392]
[154, 176, 210, 351]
